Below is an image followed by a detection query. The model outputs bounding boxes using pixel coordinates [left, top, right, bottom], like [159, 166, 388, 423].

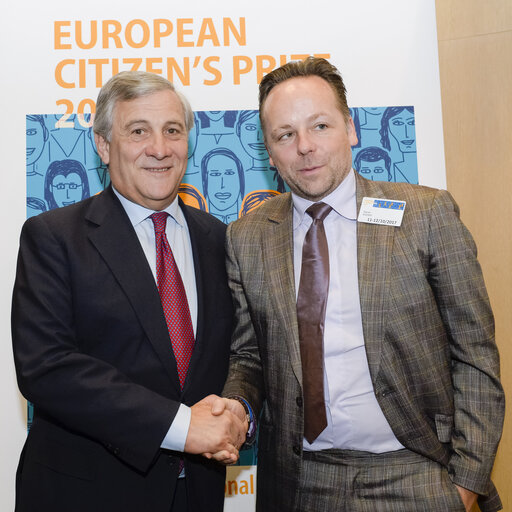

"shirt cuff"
[160, 404, 191, 452]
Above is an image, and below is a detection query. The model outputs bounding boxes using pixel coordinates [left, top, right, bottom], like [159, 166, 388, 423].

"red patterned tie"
[150, 212, 195, 390]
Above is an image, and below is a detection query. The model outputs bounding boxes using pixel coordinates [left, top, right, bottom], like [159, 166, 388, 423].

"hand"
[184, 395, 247, 464]
[455, 485, 478, 512]
[203, 397, 248, 464]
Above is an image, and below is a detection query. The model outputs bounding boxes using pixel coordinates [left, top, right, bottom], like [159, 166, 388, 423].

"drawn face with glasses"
[44, 159, 90, 210]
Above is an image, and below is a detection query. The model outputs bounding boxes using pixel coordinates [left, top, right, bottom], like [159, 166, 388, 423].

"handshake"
[184, 395, 249, 464]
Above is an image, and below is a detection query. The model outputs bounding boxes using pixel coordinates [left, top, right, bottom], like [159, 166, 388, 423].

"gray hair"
[93, 71, 194, 141]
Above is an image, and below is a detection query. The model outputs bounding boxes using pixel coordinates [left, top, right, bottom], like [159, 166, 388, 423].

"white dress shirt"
[292, 170, 404, 453]
[113, 188, 192, 453]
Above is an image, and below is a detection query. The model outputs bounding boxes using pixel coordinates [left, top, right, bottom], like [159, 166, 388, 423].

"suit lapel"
[262, 195, 303, 386]
[85, 187, 181, 392]
[355, 174, 396, 381]
[178, 202, 214, 393]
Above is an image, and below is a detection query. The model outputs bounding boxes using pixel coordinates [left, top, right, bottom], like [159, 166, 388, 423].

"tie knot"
[306, 202, 332, 222]
[150, 212, 169, 234]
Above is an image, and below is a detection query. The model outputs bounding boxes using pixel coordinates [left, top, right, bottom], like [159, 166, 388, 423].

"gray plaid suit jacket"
[223, 173, 504, 512]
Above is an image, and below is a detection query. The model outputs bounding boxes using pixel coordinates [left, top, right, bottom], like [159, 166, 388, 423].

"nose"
[146, 133, 169, 159]
[296, 131, 315, 155]
[221, 176, 225, 189]
[405, 124, 414, 139]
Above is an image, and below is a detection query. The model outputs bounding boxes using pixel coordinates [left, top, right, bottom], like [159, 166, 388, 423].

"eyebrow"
[124, 119, 186, 130]
[269, 113, 330, 138]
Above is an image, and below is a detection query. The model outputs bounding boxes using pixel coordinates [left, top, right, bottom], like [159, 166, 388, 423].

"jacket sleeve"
[222, 221, 265, 418]
[12, 214, 180, 472]
[427, 189, 504, 495]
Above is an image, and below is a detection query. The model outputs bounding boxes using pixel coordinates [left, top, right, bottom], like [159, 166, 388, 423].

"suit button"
[381, 389, 393, 397]
[293, 445, 301, 456]
[167, 456, 177, 466]
[296, 397, 303, 407]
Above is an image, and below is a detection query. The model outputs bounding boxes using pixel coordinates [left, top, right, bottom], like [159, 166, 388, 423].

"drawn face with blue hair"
[202, 148, 244, 213]
[388, 109, 416, 153]
[237, 111, 267, 161]
[26, 116, 48, 166]
[44, 159, 90, 210]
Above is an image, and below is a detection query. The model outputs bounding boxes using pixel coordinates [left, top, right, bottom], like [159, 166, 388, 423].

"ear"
[346, 117, 358, 147]
[94, 133, 110, 165]
[265, 143, 275, 167]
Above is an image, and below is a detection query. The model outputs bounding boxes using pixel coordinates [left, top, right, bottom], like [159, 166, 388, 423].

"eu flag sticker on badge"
[357, 197, 406, 226]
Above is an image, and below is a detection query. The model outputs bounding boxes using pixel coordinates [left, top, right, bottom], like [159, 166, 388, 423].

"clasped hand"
[184, 395, 248, 464]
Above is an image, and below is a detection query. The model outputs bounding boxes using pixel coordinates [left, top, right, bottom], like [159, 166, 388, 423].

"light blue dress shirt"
[113, 188, 192, 454]
[292, 170, 404, 453]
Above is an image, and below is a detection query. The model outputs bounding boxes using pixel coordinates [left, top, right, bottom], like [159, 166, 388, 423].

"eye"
[132, 128, 145, 135]
[391, 119, 404, 126]
[316, 123, 328, 130]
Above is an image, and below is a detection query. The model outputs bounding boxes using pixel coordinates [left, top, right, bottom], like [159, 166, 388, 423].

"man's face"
[95, 89, 188, 211]
[262, 76, 357, 201]
[207, 154, 240, 211]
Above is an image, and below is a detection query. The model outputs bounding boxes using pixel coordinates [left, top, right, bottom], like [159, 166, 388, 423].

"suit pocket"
[29, 431, 96, 481]
[434, 414, 454, 443]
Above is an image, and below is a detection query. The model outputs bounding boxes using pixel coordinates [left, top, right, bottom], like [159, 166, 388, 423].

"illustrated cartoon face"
[26, 118, 46, 166]
[262, 75, 357, 201]
[239, 114, 267, 161]
[51, 172, 84, 207]
[205, 111, 225, 122]
[388, 110, 416, 153]
[206, 154, 241, 211]
[362, 107, 381, 115]
[357, 158, 388, 181]
[94, 89, 189, 211]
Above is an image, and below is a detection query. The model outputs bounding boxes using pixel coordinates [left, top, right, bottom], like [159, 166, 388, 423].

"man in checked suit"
[12, 71, 246, 511]
[220, 58, 504, 511]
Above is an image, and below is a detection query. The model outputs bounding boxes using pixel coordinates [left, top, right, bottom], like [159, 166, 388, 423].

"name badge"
[357, 197, 406, 227]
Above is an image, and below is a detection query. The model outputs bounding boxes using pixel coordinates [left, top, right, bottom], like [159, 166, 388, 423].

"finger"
[210, 397, 227, 416]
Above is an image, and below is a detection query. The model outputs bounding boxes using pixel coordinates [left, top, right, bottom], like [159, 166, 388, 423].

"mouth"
[214, 193, 232, 200]
[62, 201, 76, 206]
[298, 165, 323, 174]
[143, 166, 171, 172]
[400, 140, 415, 146]
[26, 148, 35, 156]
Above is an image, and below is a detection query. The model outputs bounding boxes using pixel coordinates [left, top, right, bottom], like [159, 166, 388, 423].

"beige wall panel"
[437, 2, 512, 509]
[437, 0, 512, 41]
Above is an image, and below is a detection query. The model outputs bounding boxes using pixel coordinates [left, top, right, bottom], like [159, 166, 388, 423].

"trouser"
[299, 448, 466, 511]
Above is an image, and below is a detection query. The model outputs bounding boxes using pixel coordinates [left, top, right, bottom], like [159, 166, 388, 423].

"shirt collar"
[112, 187, 185, 228]
[292, 168, 357, 227]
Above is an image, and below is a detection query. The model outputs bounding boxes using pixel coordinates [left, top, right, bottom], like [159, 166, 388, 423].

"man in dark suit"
[220, 58, 504, 511]
[12, 71, 245, 512]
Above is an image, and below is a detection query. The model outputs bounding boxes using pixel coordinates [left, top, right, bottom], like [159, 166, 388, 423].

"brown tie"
[297, 202, 332, 444]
